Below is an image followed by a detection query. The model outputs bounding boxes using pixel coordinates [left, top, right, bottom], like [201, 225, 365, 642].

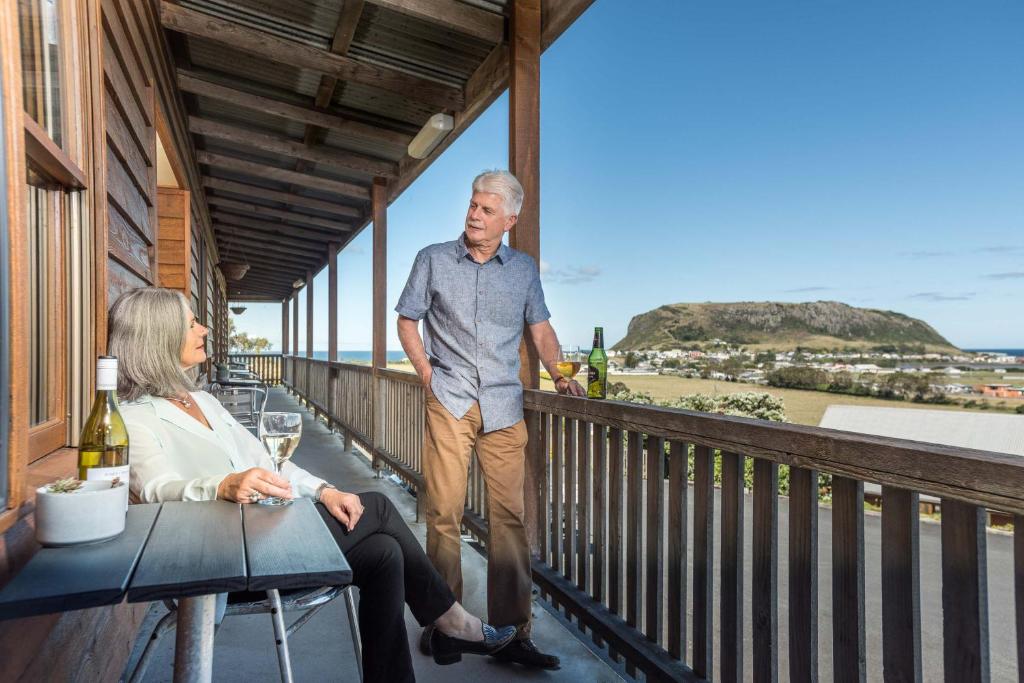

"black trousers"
[316, 491, 456, 683]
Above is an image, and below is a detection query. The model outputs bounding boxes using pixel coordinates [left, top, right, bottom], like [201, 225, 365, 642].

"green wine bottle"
[78, 356, 129, 483]
[587, 327, 607, 399]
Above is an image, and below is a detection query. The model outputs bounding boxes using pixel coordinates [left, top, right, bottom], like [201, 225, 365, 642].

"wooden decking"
[124, 388, 623, 682]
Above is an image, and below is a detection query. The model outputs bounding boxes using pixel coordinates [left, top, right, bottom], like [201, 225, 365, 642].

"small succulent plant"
[47, 478, 84, 494]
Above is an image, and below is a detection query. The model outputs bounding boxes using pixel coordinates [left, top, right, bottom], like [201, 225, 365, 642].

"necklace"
[165, 395, 194, 409]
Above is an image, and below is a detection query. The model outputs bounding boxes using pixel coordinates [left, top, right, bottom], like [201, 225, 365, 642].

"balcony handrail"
[525, 389, 1024, 514]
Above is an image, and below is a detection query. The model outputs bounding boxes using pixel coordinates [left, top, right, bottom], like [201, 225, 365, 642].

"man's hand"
[321, 489, 365, 530]
[217, 467, 292, 503]
[421, 367, 433, 395]
[554, 376, 586, 397]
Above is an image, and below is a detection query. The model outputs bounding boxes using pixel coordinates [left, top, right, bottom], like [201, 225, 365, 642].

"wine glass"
[258, 412, 302, 506]
[556, 345, 582, 383]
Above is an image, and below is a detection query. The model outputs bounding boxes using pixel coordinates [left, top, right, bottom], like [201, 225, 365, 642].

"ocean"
[965, 349, 1024, 357]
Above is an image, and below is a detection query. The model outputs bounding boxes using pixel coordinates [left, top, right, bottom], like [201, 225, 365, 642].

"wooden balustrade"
[281, 358, 1024, 682]
[226, 353, 282, 385]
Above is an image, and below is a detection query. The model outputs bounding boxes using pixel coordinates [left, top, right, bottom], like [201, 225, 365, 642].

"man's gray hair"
[108, 287, 197, 402]
[472, 170, 524, 216]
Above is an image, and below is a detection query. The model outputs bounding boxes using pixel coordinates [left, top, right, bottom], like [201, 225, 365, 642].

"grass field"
[540, 372, 1021, 426]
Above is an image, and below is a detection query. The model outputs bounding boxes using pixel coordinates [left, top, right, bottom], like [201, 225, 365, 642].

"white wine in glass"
[258, 411, 302, 506]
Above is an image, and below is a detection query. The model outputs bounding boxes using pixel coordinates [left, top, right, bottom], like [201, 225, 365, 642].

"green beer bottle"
[587, 327, 607, 399]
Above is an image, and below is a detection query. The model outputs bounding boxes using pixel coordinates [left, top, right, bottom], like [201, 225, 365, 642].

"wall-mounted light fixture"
[292, 278, 305, 289]
[408, 113, 454, 159]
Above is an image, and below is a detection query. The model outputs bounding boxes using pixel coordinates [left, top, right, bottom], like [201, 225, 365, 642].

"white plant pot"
[35, 481, 129, 547]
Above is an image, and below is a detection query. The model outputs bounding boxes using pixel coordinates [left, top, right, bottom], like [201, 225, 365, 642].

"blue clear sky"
[232, 1, 1024, 352]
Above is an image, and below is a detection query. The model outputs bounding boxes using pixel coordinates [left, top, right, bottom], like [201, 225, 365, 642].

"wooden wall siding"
[156, 186, 191, 294]
[102, 0, 157, 306]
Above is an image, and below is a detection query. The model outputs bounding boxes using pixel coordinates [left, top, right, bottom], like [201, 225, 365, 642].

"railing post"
[941, 499, 989, 682]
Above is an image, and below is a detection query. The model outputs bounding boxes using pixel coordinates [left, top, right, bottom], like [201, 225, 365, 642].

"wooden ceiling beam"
[368, 0, 504, 44]
[390, 0, 596, 202]
[161, 1, 464, 110]
[223, 294, 286, 302]
[189, 116, 397, 178]
[295, 0, 367, 189]
[196, 151, 370, 201]
[212, 211, 346, 242]
[214, 223, 338, 252]
[214, 229, 330, 259]
[203, 177, 359, 218]
[178, 71, 410, 148]
[226, 286, 291, 299]
[207, 197, 353, 230]
[217, 248, 321, 271]
[231, 272, 302, 287]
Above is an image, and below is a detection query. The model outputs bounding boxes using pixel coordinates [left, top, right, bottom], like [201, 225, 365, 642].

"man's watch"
[314, 482, 337, 503]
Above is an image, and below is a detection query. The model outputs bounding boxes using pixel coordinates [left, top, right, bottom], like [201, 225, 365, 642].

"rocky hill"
[611, 301, 959, 353]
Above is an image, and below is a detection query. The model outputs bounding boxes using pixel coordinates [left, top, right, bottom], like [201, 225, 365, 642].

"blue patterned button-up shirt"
[396, 234, 550, 433]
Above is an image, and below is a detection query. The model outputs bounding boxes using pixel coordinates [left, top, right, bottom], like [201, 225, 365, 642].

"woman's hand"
[321, 488, 365, 530]
[217, 467, 292, 503]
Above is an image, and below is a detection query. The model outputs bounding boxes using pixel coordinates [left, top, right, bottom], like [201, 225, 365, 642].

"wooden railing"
[282, 356, 1024, 682]
[226, 353, 282, 385]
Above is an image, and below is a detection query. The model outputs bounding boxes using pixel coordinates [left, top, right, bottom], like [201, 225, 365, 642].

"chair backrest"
[209, 386, 267, 429]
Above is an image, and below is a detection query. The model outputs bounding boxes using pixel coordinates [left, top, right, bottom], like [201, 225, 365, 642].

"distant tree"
[624, 352, 640, 369]
[1016, 404, 1024, 415]
[228, 318, 272, 353]
[661, 358, 680, 369]
[767, 366, 828, 390]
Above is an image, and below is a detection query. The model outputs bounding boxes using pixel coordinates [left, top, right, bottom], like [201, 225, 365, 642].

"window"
[19, 0, 63, 148]
[18, 0, 85, 461]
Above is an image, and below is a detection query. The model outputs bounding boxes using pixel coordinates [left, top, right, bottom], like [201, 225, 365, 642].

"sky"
[231, 1, 1024, 352]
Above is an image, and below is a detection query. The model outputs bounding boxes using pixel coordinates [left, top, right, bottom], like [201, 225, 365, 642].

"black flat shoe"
[430, 623, 517, 665]
[419, 624, 434, 656]
[492, 638, 561, 670]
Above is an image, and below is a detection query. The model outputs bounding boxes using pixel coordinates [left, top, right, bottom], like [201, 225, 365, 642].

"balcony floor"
[126, 388, 624, 682]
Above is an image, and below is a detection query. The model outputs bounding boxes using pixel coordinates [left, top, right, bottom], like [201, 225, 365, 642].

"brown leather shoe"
[491, 638, 561, 670]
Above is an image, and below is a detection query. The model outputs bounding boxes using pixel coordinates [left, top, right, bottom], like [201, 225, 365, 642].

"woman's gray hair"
[472, 170, 524, 216]
[108, 287, 197, 402]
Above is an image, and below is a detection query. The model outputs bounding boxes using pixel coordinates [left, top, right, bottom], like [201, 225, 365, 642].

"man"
[396, 170, 585, 670]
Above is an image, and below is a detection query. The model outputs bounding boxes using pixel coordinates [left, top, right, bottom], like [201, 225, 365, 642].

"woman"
[109, 287, 513, 683]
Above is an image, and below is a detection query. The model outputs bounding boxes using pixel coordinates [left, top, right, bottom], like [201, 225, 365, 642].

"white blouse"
[121, 391, 325, 503]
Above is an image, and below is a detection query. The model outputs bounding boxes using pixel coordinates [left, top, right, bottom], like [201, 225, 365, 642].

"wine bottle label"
[84, 464, 129, 482]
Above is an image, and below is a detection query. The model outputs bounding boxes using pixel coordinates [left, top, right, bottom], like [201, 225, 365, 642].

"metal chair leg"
[128, 608, 179, 683]
[344, 586, 363, 682]
[267, 589, 294, 683]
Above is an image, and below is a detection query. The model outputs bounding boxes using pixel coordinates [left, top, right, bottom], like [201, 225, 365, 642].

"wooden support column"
[509, 0, 542, 554]
[281, 299, 290, 355]
[371, 178, 387, 465]
[328, 244, 339, 362]
[372, 178, 387, 370]
[327, 243, 339, 428]
[305, 271, 314, 359]
[291, 293, 299, 356]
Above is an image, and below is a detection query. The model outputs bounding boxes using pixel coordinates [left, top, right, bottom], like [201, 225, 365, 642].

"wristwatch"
[314, 482, 337, 503]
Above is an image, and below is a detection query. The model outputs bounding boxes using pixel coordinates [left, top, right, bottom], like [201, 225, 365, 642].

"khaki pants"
[423, 393, 533, 636]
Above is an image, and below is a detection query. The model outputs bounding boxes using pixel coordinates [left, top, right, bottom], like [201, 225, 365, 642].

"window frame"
[21, 0, 84, 464]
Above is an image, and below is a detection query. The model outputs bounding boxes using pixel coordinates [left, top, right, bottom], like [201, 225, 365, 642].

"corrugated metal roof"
[818, 405, 1024, 457]
[188, 39, 324, 99]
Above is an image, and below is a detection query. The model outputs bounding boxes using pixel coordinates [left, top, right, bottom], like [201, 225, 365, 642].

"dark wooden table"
[0, 498, 351, 682]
